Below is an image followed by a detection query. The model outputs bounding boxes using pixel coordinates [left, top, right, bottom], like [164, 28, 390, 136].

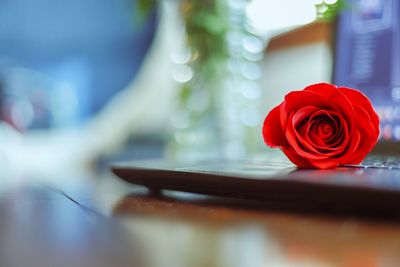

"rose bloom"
[262, 83, 380, 169]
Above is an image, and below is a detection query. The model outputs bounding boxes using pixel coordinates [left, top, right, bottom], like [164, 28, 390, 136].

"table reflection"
[114, 191, 400, 267]
[0, 185, 144, 267]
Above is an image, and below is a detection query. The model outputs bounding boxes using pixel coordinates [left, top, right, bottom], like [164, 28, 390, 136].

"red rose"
[262, 83, 380, 169]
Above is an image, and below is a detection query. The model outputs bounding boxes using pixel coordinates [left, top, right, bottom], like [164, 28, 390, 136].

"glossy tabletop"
[2, 169, 400, 267]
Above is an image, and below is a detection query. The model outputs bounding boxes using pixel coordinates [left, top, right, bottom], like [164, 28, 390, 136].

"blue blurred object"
[0, 0, 157, 130]
[333, 0, 400, 140]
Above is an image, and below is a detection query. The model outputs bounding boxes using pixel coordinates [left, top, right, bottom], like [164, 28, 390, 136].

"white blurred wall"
[259, 42, 333, 116]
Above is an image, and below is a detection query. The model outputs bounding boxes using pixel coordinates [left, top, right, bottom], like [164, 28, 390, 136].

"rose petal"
[304, 83, 357, 126]
[305, 110, 348, 152]
[286, 112, 329, 160]
[297, 114, 334, 153]
[261, 83, 380, 169]
[262, 104, 288, 147]
[283, 147, 340, 169]
[339, 106, 378, 164]
[281, 147, 314, 168]
[304, 83, 338, 97]
[281, 90, 325, 130]
[339, 130, 363, 164]
[292, 109, 349, 158]
[340, 86, 380, 130]
[324, 113, 349, 149]
[308, 158, 340, 169]
[292, 106, 319, 127]
[353, 105, 379, 142]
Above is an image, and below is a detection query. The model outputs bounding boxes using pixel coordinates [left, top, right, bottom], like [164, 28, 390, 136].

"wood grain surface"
[2, 172, 400, 267]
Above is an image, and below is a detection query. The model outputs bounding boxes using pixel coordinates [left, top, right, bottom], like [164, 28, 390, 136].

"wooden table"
[2, 170, 400, 267]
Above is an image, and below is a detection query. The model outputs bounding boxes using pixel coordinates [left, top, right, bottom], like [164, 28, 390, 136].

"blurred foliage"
[136, 0, 348, 106]
[137, 0, 156, 13]
[134, 0, 230, 108]
[177, 0, 231, 125]
[179, 0, 229, 80]
[135, 0, 157, 24]
[316, 0, 348, 22]
[136, 0, 349, 25]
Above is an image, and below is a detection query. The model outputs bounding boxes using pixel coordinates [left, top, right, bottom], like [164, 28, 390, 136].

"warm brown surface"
[3, 172, 400, 267]
[0, 185, 142, 267]
[267, 22, 333, 52]
[115, 191, 400, 267]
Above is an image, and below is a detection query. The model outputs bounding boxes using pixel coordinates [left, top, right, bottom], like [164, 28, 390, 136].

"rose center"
[322, 123, 332, 134]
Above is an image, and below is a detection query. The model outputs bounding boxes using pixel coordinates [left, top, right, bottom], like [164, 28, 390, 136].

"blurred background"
[3, 2, 400, 267]
[0, 0, 344, 177]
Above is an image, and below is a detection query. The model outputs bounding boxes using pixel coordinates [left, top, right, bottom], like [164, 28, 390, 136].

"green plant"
[316, 0, 348, 22]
